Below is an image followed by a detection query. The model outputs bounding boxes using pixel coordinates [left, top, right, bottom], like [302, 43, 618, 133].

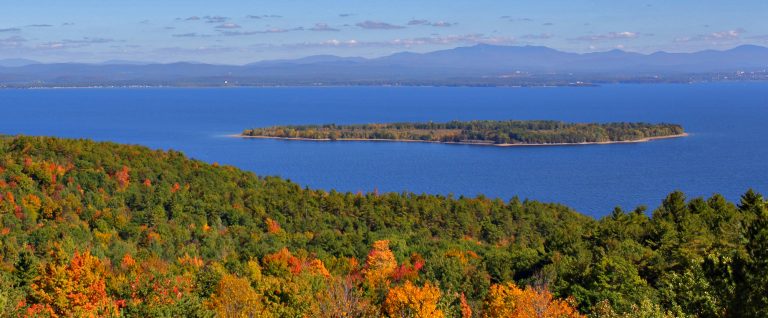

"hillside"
[0, 136, 766, 317]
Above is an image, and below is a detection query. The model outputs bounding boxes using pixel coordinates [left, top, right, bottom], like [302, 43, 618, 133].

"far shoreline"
[229, 132, 689, 147]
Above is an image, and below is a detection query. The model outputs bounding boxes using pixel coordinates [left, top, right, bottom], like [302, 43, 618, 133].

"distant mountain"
[100, 60, 155, 65]
[248, 55, 367, 66]
[371, 44, 768, 74]
[1, 44, 767, 87]
[0, 58, 40, 67]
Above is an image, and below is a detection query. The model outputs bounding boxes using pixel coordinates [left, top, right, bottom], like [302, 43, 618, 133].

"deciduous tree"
[384, 281, 444, 318]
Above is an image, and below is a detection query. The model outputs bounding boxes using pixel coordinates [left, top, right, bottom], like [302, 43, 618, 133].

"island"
[240, 120, 686, 146]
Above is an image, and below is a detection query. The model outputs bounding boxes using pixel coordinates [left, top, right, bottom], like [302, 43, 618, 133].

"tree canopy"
[243, 120, 685, 145]
[0, 135, 763, 317]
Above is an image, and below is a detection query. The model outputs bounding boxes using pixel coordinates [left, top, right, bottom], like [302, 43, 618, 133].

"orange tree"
[483, 282, 584, 318]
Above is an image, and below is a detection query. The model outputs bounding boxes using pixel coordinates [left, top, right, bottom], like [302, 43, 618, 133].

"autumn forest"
[0, 136, 766, 317]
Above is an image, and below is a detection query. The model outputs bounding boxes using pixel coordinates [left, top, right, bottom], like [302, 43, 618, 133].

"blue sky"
[1, 0, 766, 64]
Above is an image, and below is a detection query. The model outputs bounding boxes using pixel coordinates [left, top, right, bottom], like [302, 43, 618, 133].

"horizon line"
[1, 43, 766, 67]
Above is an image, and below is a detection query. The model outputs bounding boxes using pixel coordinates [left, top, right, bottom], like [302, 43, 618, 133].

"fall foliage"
[207, 274, 272, 318]
[114, 166, 130, 189]
[483, 283, 584, 318]
[384, 281, 444, 318]
[29, 250, 119, 318]
[363, 240, 398, 289]
[0, 136, 765, 317]
[460, 293, 473, 318]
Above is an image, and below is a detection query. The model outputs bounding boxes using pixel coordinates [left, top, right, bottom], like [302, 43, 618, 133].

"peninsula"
[240, 120, 686, 146]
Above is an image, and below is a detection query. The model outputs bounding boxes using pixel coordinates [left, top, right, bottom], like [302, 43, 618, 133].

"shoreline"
[229, 132, 689, 147]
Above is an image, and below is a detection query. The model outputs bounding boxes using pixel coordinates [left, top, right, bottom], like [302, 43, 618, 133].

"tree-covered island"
[241, 120, 686, 145]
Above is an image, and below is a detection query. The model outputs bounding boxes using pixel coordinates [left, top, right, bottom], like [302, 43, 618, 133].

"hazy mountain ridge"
[1, 44, 767, 87]
[0, 58, 40, 67]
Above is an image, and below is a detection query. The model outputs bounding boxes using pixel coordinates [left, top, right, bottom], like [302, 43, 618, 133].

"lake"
[1, 83, 766, 217]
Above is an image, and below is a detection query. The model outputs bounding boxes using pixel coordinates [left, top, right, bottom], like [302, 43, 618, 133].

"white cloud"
[219, 27, 304, 36]
[573, 31, 639, 42]
[675, 29, 745, 43]
[521, 33, 554, 40]
[0, 36, 26, 48]
[289, 34, 516, 49]
[34, 37, 118, 50]
[216, 23, 241, 29]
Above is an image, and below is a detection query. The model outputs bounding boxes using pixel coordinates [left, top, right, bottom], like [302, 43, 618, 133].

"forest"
[0, 135, 765, 317]
[242, 120, 685, 145]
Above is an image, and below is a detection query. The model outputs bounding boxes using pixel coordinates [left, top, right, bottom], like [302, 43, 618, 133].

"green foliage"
[0, 136, 761, 317]
[732, 190, 768, 317]
[243, 120, 685, 144]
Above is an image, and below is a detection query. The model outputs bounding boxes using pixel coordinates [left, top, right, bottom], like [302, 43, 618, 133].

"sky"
[1, 0, 767, 64]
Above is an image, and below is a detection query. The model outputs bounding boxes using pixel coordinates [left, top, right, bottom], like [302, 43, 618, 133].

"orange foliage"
[22, 194, 42, 213]
[121, 254, 136, 269]
[24, 303, 57, 317]
[29, 251, 119, 317]
[307, 259, 331, 278]
[446, 249, 480, 265]
[45, 162, 67, 184]
[263, 248, 302, 275]
[363, 240, 397, 288]
[483, 283, 584, 318]
[460, 293, 473, 318]
[14, 204, 23, 219]
[143, 179, 152, 187]
[177, 253, 205, 269]
[262, 248, 331, 279]
[115, 166, 130, 189]
[348, 257, 360, 270]
[171, 182, 180, 193]
[146, 231, 161, 243]
[265, 217, 282, 234]
[116, 256, 195, 310]
[384, 281, 444, 318]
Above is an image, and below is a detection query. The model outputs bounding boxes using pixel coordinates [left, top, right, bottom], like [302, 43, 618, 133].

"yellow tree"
[363, 240, 397, 289]
[384, 281, 444, 318]
[258, 248, 332, 316]
[207, 274, 273, 318]
[483, 283, 584, 318]
[29, 250, 119, 317]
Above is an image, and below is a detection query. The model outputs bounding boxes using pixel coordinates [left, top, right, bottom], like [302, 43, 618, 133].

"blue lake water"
[1, 83, 766, 217]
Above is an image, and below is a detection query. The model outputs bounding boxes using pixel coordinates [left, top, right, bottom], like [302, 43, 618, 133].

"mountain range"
[1, 44, 767, 87]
